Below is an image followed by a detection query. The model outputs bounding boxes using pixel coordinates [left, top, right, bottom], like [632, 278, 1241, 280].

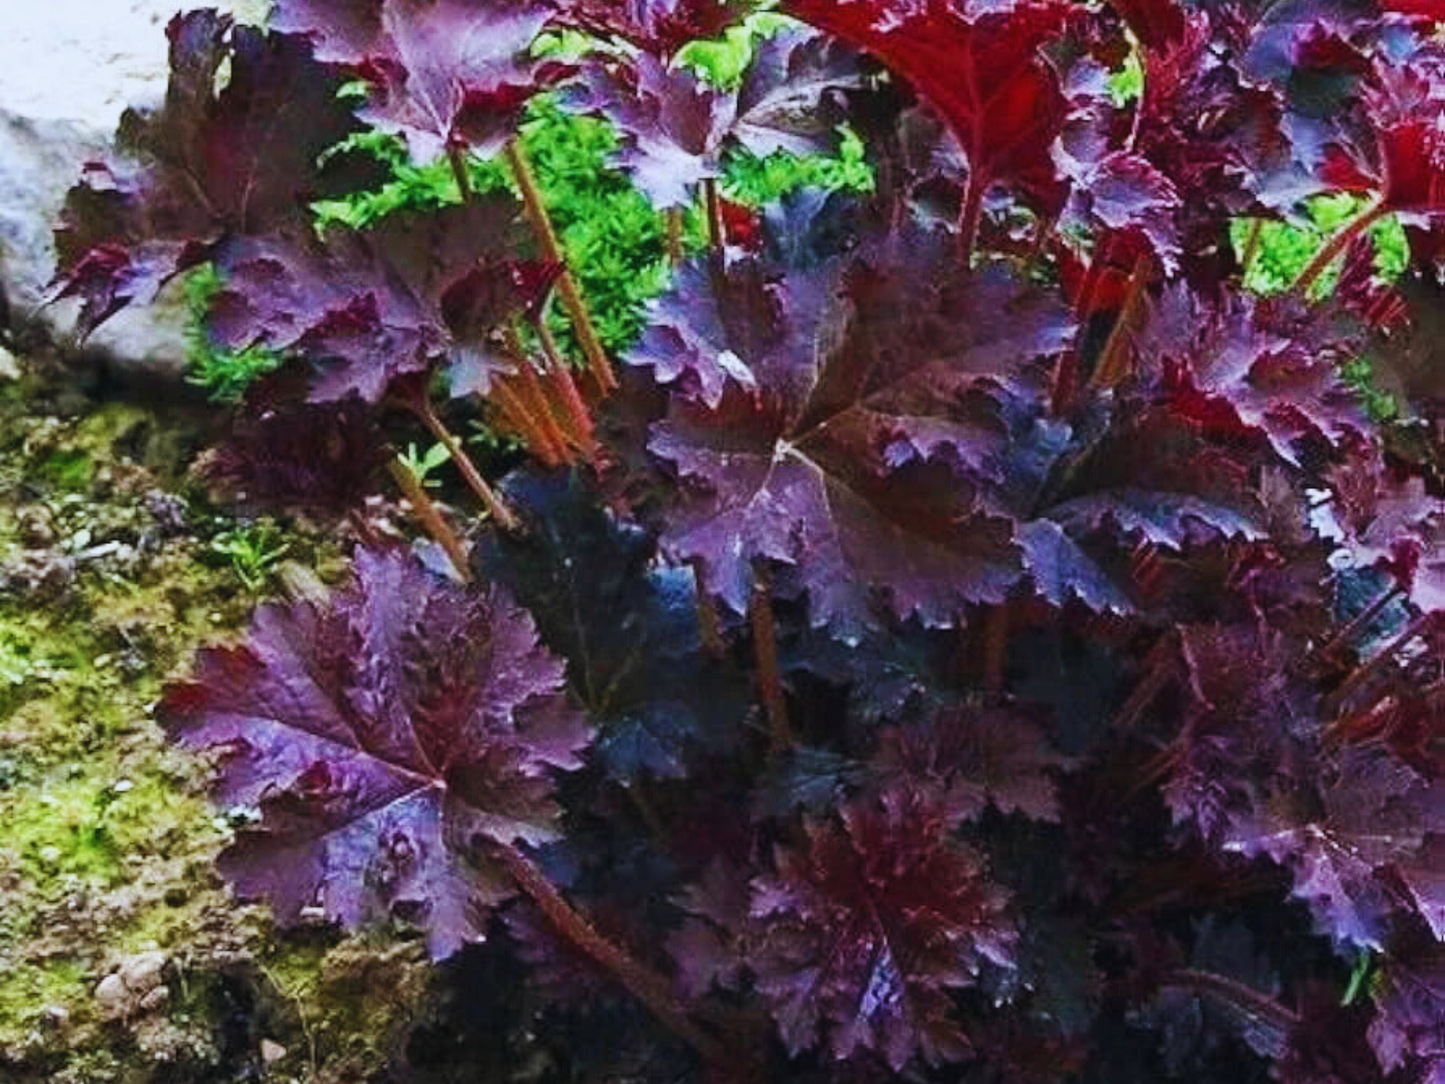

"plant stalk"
[1160, 969, 1301, 1031]
[446, 145, 473, 203]
[527, 316, 596, 456]
[505, 139, 616, 393]
[689, 557, 726, 657]
[412, 392, 521, 533]
[749, 565, 792, 753]
[702, 178, 725, 265]
[1314, 584, 1403, 663]
[386, 456, 472, 581]
[491, 840, 724, 1063]
[982, 602, 1011, 693]
[957, 170, 987, 267]
[1092, 252, 1152, 388]
[1291, 197, 1388, 298]
[665, 206, 686, 266]
[1237, 218, 1264, 277]
[1324, 613, 1435, 714]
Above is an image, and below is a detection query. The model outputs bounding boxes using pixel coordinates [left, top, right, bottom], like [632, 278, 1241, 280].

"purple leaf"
[643, 233, 1072, 629]
[748, 790, 1016, 1070]
[53, 13, 360, 335]
[157, 546, 591, 958]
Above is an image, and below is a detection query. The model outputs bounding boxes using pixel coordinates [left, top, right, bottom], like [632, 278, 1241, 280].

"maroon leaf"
[205, 197, 530, 402]
[1320, 44, 1445, 216]
[273, 0, 562, 160]
[52, 13, 360, 335]
[1139, 286, 1370, 466]
[1054, 152, 1183, 276]
[641, 235, 1073, 629]
[551, 0, 752, 58]
[201, 389, 390, 518]
[157, 546, 591, 958]
[569, 28, 861, 208]
[748, 790, 1016, 1070]
[1368, 943, 1445, 1084]
[876, 704, 1069, 823]
[1222, 749, 1443, 948]
[785, 0, 1075, 214]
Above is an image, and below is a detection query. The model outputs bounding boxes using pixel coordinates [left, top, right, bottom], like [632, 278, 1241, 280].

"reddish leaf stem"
[1313, 584, 1403, 663]
[506, 139, 616, 393]
[1237, 218, 1264, 277]
[1324, 613, 1435, 713]
[982, 602, 1010, 693]
[446, 145, 473, 203]
[530, 315, 596, 454]
[491, 839, 726, 1064]
[665, 206, 686, 266]
[412, 392, 521, 533]
[1291, 197, 1388, 298]
[689, 557, 726, 658]
[386, 456, 472, 581]
[1160, 969, 1301, 1031]
[957, 170, 987, 266]
[502, 327, 575, 460]
[1092, 252, 1152, 388]
[749, 565, 792, 754]
[703, 178, 725, 265]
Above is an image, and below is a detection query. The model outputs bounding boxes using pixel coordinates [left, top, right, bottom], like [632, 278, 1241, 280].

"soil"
[0, 350, 445, 1083]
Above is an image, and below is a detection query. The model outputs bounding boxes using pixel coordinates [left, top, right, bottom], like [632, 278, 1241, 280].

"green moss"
[34, 449, 94, 493]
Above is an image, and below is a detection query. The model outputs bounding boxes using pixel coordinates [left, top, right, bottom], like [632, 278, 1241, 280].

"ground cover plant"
[52, 0, 1445, 1081]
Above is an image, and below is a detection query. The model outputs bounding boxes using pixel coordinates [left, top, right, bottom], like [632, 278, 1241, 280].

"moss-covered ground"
[0, 356, 430, 1084]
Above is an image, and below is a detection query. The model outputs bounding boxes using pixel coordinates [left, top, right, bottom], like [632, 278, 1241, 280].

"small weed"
[208, 521, 291, 592]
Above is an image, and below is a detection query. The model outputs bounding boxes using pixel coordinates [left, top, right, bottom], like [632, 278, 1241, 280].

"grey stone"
[137, 985, 171, 1013]
[94, 973, 132, 1022]
[118, 949, 168, 995]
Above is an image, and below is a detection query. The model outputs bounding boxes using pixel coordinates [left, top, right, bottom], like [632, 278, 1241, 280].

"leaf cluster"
[54, 1, 1445, 1081]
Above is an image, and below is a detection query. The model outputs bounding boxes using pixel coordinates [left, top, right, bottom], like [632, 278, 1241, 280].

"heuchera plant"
[54, 0, 1444, 1080]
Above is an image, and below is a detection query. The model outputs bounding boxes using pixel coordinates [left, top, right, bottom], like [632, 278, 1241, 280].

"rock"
[260, 1038, 287, 1066]
[94, 973, 131, 1022]
[0, 0, 266, 379]
[138, 985, 170, 1013]
[0, 344, 19, 381]
[118, 949, 168, 996]
[94, 951, 172, 1022]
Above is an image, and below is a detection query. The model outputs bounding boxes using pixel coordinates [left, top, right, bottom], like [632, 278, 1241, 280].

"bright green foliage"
[183, 263, 284, 402]
[1107, 51, 1144, 106]
[1231, 194, 1409, 298]
[1341, 356, 1401, 423]
[722, 126, 873, 206]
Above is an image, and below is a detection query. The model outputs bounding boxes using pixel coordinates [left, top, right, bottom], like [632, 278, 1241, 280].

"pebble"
[93, 950, 171, 1021]
[94, 974, 131, 1022]
[261, 1038, 287, 1065]
[118, 949, 167, 995]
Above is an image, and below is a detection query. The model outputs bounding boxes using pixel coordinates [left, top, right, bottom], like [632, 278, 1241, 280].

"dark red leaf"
[272, 0, 561, 159]
[205, 196, 530, 402]
[52, 13, 360, 335]
[748, 790, 1016, 1069]
[551, 0, 752, 58]
[784, 0, 1075, 213]
[638, 232, 1072, 629]
[157, 546, 591, 958]
[876, 704, 1069, 823]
